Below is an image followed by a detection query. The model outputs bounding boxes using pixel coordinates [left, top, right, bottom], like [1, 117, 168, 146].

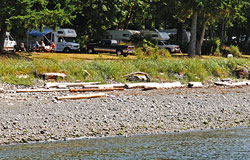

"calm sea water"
[0, 128, 249, 160]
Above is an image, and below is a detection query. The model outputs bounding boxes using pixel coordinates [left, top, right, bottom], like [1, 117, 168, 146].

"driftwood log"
[123, 72, 152, 82]
[16, 88, 70, 93]
[70, 88, 124, 92]
[45, 82, 101, 88]
[56, 93, 106, 100]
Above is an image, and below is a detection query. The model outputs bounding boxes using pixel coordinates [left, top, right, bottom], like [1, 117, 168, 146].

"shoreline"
[2, 126, 249, 147]
[1, 84, 250, 145]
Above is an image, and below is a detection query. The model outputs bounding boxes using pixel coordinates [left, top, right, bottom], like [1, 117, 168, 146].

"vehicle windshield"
[64, 37, 76, 42]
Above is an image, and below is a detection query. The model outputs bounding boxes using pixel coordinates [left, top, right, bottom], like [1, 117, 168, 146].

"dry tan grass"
[20, 52, 137, 60]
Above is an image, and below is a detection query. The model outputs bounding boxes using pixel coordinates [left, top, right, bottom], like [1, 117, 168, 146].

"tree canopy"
[1, 0, 250, 55]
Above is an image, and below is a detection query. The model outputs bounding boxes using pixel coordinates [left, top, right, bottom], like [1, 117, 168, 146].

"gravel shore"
[0, 83, 250, 145]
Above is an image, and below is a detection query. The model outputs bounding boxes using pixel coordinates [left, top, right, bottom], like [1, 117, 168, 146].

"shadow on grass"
[0, 52, 32, 61]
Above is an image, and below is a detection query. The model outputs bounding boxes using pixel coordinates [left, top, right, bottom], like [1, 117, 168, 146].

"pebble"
[0, 83, 250, 145]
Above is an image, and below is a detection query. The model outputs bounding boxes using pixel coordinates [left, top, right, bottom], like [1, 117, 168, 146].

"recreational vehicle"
[106, 30, 140, 41]
[160, 29, 191, 42]
[141, 30, 170, 41]
[26, 28, 80, 52]
[4, 32, 17, 53]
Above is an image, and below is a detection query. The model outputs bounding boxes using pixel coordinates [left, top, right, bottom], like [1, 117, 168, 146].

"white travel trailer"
[106, 30, 140, 41]
[160, 29, 191, 42]
[26, 28, 80, 52]
[141, 30, 170, 41]
[4, 32, 17, 53]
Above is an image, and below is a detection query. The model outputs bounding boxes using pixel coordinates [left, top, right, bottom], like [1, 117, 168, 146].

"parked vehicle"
[25, 28, 80, 53]
[106, 30, 140, 41]
[86, 39, 135, 57]
[158, 40, 180, 53]
[4, 32, 17, 53]
[141, 30, 170, 41]
[160, 29, 191, 43]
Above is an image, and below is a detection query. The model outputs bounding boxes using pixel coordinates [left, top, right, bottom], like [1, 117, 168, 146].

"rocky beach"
[0, 83, 250, 145]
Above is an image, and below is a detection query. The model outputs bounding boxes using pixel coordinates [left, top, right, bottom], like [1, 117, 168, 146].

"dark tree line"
[1, 0, 250, 56]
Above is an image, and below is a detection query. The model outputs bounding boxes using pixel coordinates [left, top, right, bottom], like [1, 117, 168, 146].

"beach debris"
[83, 84, 125, 89]
[235, 65, 249, 79]
[188, 82, 203, 88]
[214, 81, 250, 87]
[0, 88, 4, 93]
[39, 73, 67, 81]
[221, 78, 232, 82]
[70, 88, 124, 92]
[45, 82, 101, 88]
[56, 93, 106, 100]
[16, 88, 70, 93]
[143, 82, 184, 90]
[125, 83, 159, 89]
[123, 72, 152, 82]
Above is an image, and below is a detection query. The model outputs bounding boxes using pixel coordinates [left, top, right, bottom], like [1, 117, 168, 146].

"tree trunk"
[196, 21, 207, 56]
[188, 10, 198, 57]
[0, 23, 7, 54]
[220, 19, 226, 47]
[177, 22, 183, 45]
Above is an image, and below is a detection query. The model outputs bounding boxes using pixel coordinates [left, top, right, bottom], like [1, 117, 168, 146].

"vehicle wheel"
[64, 48, 71, 53]
[87, 48, 94, 54]
[116, 50, 123, 56]
[123, 53, 128, 57]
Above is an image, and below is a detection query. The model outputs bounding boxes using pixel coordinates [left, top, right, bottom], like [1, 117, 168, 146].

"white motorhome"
[106, 30, 140, 41]
[141, 30, 170, 41]
[4, 32, 17, 53]
[160, 29, 191, 42]
[26, 28, 80, 52]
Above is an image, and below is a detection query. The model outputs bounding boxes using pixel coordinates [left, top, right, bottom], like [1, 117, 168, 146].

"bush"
[135, 47, 171, 60]
[225, 45, 242, 57]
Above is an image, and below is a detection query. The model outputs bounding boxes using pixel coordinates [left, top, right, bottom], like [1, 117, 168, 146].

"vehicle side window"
[122, 34, 129, 37]
[58, 37, 63, 43]
[158, 42, 163, 45]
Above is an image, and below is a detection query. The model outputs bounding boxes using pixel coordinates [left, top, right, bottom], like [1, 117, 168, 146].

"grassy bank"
[0, 53, 250, 86]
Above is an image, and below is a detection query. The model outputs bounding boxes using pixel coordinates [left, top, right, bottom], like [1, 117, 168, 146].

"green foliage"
[1, 56, 250, 85]
[225, 45, 242, 57]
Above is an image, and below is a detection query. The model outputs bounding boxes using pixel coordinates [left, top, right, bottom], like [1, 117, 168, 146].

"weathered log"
[188, 82, 203, 88]
[215, 81, 250, 86]
[56, 93, 106, 100]
[144, 82, 184, 90]
[39, 73, 67, 80]
[123, 72, 152, 82]
[125, 83, 159, 89]
[83, 84, 125, 89]
[16, 88, 70, 93]
[70, 88, 124, 92]
[45, 82, 101, 88]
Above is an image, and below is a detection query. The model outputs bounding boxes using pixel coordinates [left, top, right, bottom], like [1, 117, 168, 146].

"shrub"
[225, 45, 242, 57]
[135, 46, 171, 60]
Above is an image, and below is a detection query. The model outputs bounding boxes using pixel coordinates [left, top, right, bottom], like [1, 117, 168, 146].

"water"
[0, 128, 249, 160]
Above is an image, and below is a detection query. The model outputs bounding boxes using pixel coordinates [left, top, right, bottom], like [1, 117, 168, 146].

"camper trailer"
[106, 30, 140, 41]
[4, 32, 17, 53]
[26, 28, 80, 52]
[160, 29, 191, 42]
[141, 30, 170, 41]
